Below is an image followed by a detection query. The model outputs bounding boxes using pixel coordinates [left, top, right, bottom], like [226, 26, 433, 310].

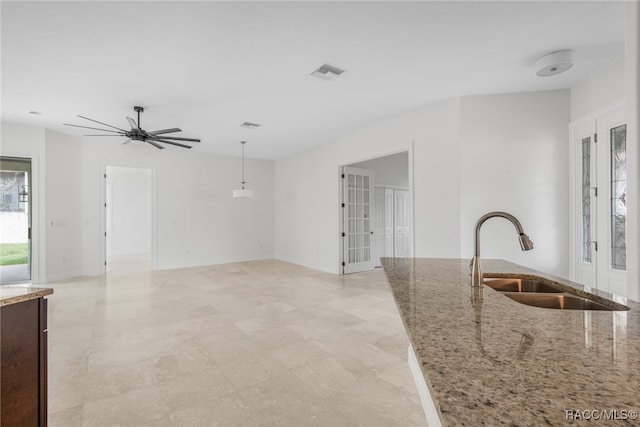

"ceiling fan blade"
[83, 134, 122, 136]
[77, 115, 128, 132]
[146, 140, 166, 150]
[63, 123, 125, 134]
[155, 139, 193, 149]
[127, 117, 138, 129]
[152, 135, 201, 142]
[148, 128, 181, 135]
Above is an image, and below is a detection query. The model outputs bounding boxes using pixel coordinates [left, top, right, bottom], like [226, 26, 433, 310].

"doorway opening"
[0, 157, 32, 284]
[105, 166, 153, 274]
[340, 151, 411, 274]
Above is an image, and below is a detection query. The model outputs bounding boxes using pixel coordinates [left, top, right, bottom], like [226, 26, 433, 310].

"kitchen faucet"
[471, 211, 534, 287]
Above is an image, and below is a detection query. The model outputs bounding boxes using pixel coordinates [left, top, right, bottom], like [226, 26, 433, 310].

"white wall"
[44, 129, 83, 282]
[459, 90, 570, 278]
[106, 166, 151, 256]
[349, 152, 409, 187]
[275, 98, 462, 273]
[570, 59, 625, 121]
[3, 122, 276, 281]
[0, 123, 85, 283]
[276, 91, 571, 277]
[625, 1, 639, 301]
[566, 8, 639, 301]
[81, 139, 275, 275]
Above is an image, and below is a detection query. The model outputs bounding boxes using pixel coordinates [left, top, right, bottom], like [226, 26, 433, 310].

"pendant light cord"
[241, 141, 246, 189]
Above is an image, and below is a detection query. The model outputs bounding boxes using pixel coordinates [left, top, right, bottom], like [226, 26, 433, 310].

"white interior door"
[384, 188, 394, 259]
[342, 167, 374, 274]
[105, 166, 153, 274]
[372, 187, 386, 267]
[394, 189, 410, 257]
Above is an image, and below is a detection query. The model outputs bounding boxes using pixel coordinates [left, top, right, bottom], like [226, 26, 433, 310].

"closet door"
[384, 189, 394, 259]
[372, 188, 386, 267]
[394, 190, 410, 258]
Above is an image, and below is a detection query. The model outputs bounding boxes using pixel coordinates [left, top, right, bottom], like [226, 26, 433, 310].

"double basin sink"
[484, 276, 629, 311]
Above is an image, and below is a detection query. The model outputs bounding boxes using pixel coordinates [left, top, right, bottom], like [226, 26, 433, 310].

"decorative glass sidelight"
[581, 136, 592, 263]
[610, 125, 626, 270]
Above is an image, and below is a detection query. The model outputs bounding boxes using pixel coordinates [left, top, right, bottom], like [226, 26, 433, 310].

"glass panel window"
[610, 125, 626, 270]
[581, 137, 592, 263]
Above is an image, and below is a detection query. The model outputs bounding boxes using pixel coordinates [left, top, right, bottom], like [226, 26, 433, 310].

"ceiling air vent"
[240, 122, 261, 129]
[311, 63, 345, 81]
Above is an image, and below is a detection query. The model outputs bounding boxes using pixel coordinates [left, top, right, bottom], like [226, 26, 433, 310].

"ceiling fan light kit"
[63, 106, 201, 150]
[233, 141, 254, 199]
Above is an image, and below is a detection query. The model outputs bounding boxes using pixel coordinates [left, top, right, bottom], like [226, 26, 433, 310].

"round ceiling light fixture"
[535, 50, 573, 77]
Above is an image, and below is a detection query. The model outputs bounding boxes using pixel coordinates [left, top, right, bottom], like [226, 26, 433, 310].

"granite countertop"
[382, 258, 640, 426]
[0, 284, 53, 307]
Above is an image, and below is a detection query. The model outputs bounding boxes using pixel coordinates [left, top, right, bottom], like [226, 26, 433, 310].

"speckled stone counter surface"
[382, 258, 640, 426]
[0, 285, 53, 307]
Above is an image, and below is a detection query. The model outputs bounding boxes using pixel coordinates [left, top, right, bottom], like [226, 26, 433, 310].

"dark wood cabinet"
[1, 297, 48, 427]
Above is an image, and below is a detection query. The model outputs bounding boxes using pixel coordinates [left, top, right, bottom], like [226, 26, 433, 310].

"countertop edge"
[381, 257, 639, 427]
[0, 285, 54, 307]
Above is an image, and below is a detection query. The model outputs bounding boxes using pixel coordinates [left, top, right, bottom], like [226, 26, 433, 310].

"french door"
[342, 167, 374, 274]
[572, 107, 627, 296]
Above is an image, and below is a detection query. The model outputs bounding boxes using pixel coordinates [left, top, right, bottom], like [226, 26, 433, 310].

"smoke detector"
[311, 63, 345, 81]
[535, 50, 573, 77]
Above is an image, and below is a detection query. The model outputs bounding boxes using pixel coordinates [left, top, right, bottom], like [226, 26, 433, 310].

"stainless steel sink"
[484, 278, 562, 293]
[504, 293, 618, 311]
[483, 275, 629, 311]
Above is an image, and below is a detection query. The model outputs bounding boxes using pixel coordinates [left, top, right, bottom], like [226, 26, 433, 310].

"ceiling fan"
[63, 106, 200, 149]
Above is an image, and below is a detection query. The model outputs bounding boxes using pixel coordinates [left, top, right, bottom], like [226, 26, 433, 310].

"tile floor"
[46, 259, 427, 426]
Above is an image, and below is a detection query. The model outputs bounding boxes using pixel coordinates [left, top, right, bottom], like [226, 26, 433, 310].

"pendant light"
[233, 141, 254, 198]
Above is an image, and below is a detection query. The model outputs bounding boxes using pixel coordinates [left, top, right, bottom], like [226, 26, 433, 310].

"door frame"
[338, 146, 414, 274]
[372, 185, 410, 267]
[341, 166, 375, 274]
[0, 153, 42, 283]
[100, 163, 157, 274]
[569, 100, 626, 292]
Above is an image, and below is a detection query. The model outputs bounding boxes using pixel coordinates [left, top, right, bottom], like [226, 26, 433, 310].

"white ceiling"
[1, 1, 626, 160]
